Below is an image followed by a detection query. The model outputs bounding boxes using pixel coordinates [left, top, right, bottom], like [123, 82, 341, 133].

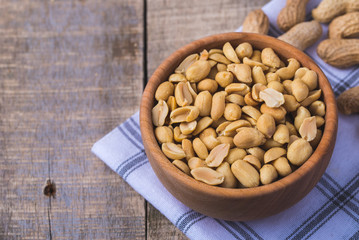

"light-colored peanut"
[273, 124, 290, 144]
[152, 100, 169, 126]
[329, 11, 359, 39]
[278, 20, 322, 51]
[261, 48, 281, 68]
[260, 164, 278, 185]
[173, 160, 190, 175]
[217, 63, 227, 72]
[170, 106, 199, 123]
[225, 148, 247, 164]
[251, 50, 262, 62]
[244, 92, 260, 106]
[215, 71, 234, 88]
[292, 78, 309, 102]
[225, 83, 250, 96]
[193, 138, 209, 159]
[272, 157, 292, 177]
[167, 96, 177, 112]
[294, 106, 311, 130]
[186, 60, 211, 83]
[205, 143, 230, 167]
[260, 104, 287, 123]
[246, 147, 265, 164]
[186, 82, 197, 100]
[217, 162, 238, 188]
[235, 42, 253, 59]
[194, 91, 212, 117]
[217, 136, 235, 148]
[191, 167, 224, 185]
[252, 83, 267, 102]
[211, 117, 227, 129]
[221, 120, 251, 137]
[192, 116, 213, 136]
[197, 79, 218, 94]
[209, 49, 223, 55]
[242, 106, 261, 120]
[288, 135, 300, 147]
[299, 116, 317, 142]
[252, 66, 267, 85]
[283, 94, 300, 112]
[243, 57, 269, 71]
[233, 127, 266, 148]
[310, 129, 323, 149]
[267, 81, 284, 93]
[211, 91, 227, 121]
[169, 73, 187, 83]
[315, 116, 325, 128]
[266, 72, 280, 83]
[257, 113, 276, 138]
[209, 53, 232, 65]
[283, 80, 293, 95]
[182, 139, 195, 161]
[259, 88, 285, 108]
[188, 157, 206, 170]
[155, 126, 174, 144]
[227, 63, 252, 83]
[243, 155, 262, 170]
[200, 128, 220, 150]
[286, 121, 298, 136]
[162, 143, 186, 160]
[199, 49, 209, 61]
[262, 139, 283, 150]
[173, 126, 189, 142]
[300, 89, 322, 107]
[231, 160, 260, 188]
[175, 82, 193, 106]
[180, 121, 197, 135]
[226, 94, 245, 106]
[175, 53, 199, 74]
[224, 103, 242, 121]
[155, 82, 174, 101]
[309, 101, 326, 117]
[223, 42, 240, 63]
[276, 58, 300, 80]
[242, 115, 257, 126]
[287, 138, 313, 165]
[264, 147, 286, 164]
[294, 67, 318, 91]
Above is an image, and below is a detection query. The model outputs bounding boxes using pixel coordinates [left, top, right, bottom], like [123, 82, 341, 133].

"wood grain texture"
[0, 0, 145, 239]
[146, 1, 269, 238]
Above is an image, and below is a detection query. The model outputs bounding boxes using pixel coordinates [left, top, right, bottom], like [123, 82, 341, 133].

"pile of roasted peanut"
[152, 42, 325, 188]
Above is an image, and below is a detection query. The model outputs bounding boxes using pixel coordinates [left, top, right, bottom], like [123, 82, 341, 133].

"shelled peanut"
[152, 42, 325, 188]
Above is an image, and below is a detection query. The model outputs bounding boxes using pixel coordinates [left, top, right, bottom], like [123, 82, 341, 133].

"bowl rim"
[140, 32, 338, 199]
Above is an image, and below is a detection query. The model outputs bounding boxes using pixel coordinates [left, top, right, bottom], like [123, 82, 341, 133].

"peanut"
[217, 162, 238, 188]
[231, 160, 260, 188]
[233, 127, 266, 148]
[329, 12, 359, 39]
[205, 143, 230, 167]
[259, 88, 285, 108]
[170, 106, 199, 123]
[277, 0, 310, 32]
[312, 0, 359, 23]
[182, 139, 195, 161]
[260, 164, 278, 185]
[243, 155, 262, 170]
[299, 116, 317, 142]
[264, 147, 287, 164]
[155, 126, 174, 144]
[278, 21, 322, 51]
[227, 63, 252, 83]
[225, 148, 247, 165]
[223, 42, 240, 63]
[272, 157, 292, 177]
[162, 143, 186, 160]
[175, 82, 193, 106]
[287, 138, 313, 166]
[257, 113, 276, 138]
[191, 167, 224, 185]
[276, 58, 300, 80]
[235, 42, 253, 59]
[194, 91, 212, 117]
[197, 79, 218, 94]
[185, 60, 211, 82]
[193, 138, 209, 159]
[175, 53, 199, 74]
[188, 157, 206, 170]
[152, 100, 169, 127]
[211, 91, 227, 121]
[242, 9, 269, 34]
[173, 160, 190, 175]
[337, 86, 359, 115]
[192, 116, 213, 136]
[273, 124, 290, 144]
[224, 103, 242, 121]
[261, 48, 281, 68]
[215, 71, 234, 88]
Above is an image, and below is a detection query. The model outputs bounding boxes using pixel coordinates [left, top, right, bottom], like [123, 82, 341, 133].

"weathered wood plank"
[146, 0, 270, 239]
[0, 0, 145, 239]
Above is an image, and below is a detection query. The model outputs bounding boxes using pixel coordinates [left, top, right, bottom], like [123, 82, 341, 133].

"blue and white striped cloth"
[92, 0, 359, 239]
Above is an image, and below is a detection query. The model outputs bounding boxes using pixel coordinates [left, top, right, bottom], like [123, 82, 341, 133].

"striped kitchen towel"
[92, 0, 359, 239]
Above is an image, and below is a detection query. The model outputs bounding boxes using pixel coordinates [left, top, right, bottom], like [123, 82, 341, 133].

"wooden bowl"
[140, 32, 338, 221]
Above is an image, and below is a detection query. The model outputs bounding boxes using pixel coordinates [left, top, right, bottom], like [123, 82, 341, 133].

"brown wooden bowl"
[140, 32, 338, 221]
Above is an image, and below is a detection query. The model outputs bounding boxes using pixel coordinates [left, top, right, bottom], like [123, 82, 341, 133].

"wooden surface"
[0, 0, 269, 239]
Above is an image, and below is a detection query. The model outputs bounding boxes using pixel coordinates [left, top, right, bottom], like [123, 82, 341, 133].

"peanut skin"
[242, 9, 269, 35]
[278, 21, 322, 51]
[328, 12, 359, 39]
[277, 0, 310, 32]
[337, 86, 359, 115]
[312, 0, 359, 23]
[317, 39, 359, 68]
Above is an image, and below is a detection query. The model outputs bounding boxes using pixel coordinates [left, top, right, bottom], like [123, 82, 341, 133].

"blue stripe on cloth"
[117, 125, 142, 150]
[224, 221, 258, 240]
[116, 150, 147, 177]
[129, 116, 141, 129]
[238, 222, 264, 240]
[123, 160, 149, 180]
[332, 67, 359, 95]
[123, 120, 143, 146]
[175, 210, 194, 227]
[183, 216, 207, 234]
[177, 211, 204, 233]
[115, 150, 145, 173]
[324, 173, 359, 205]
[286, 173, 359, 240]
[350, 230, 359, 240]
[215, 220, 242, 240]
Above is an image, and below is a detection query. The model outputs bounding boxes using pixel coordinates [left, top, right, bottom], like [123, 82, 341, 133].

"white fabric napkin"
[92, 0, 359, 239]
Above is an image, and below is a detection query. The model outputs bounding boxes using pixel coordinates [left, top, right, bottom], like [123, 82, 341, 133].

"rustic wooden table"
[0, 0, 269, 239]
